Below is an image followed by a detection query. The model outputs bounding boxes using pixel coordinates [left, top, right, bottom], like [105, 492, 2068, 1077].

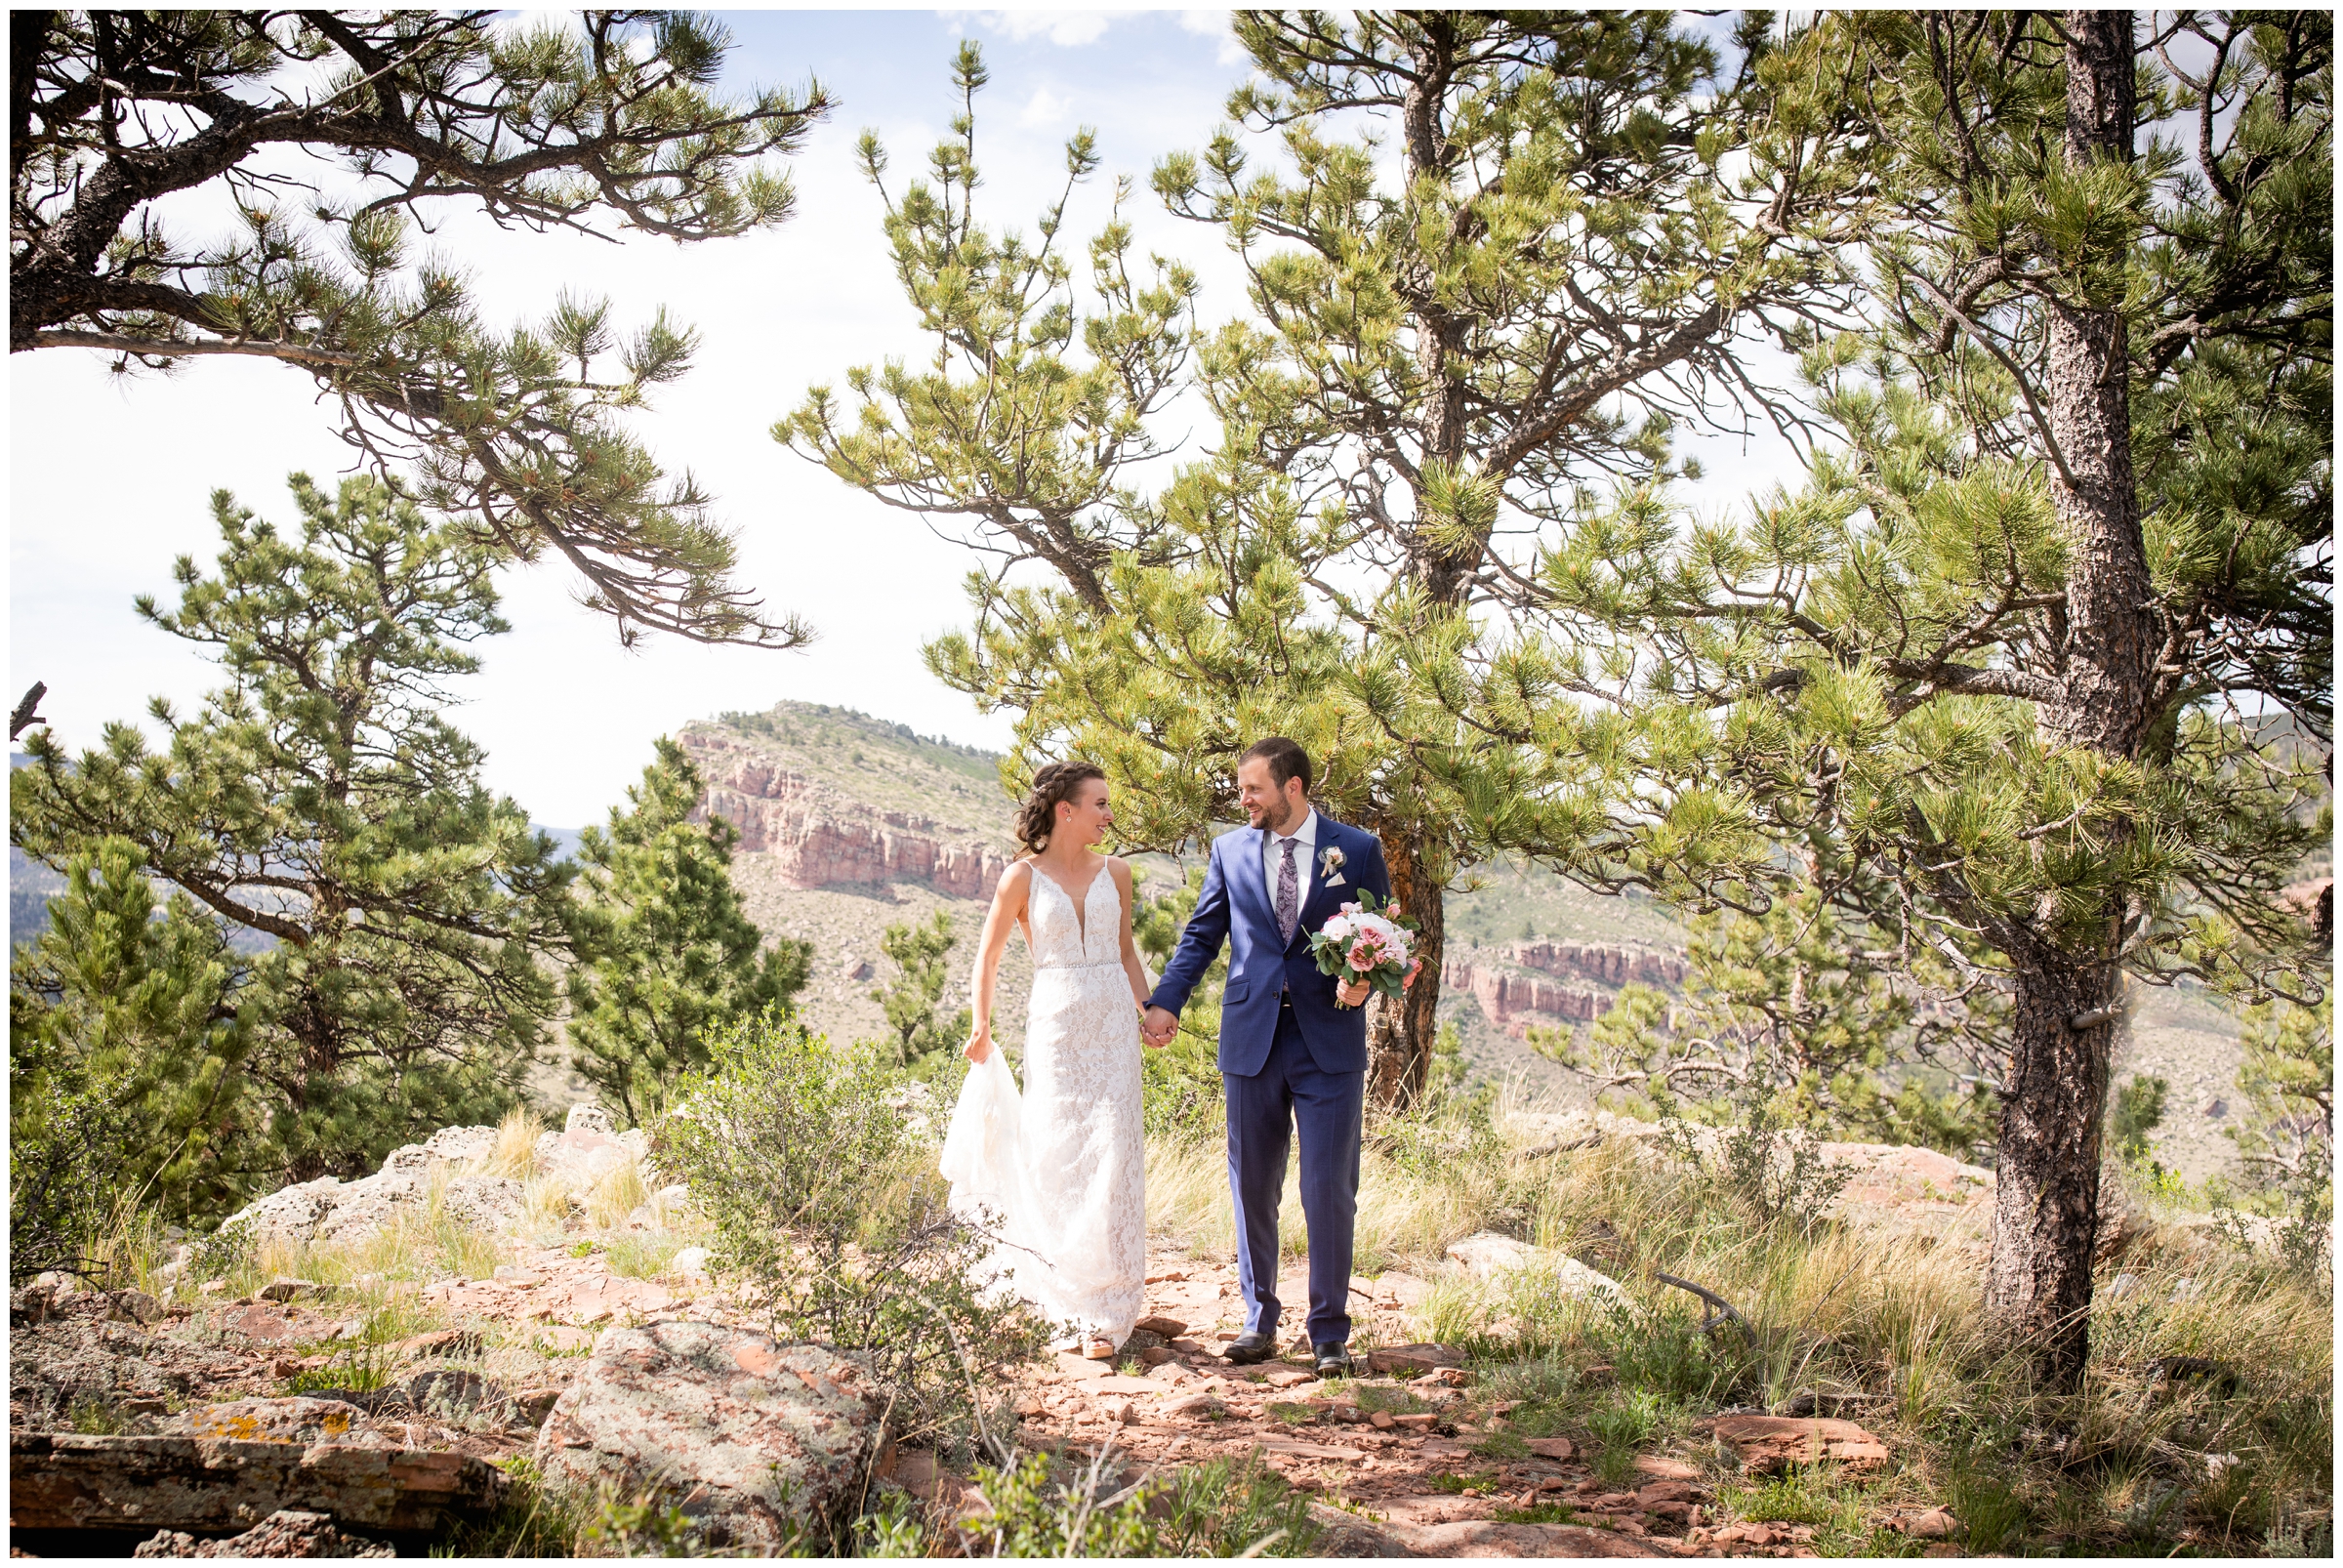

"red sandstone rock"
[132, 1507, 394, 1558]
[10, 1433, 505, 1534]
[1710, 1415, 1890, 1474]
[679, 730, 1015, 897]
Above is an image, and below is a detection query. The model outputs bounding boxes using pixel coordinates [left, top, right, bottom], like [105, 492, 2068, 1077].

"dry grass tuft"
[584, 1158, 648, 1232]
[484, 1106, 542, 1180]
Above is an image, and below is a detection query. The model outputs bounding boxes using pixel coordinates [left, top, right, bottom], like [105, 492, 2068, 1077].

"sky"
[8, 7, 1805, 830]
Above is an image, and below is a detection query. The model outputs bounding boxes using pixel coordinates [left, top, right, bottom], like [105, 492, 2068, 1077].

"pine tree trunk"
[1986, 940, 2120, 1388]
[1983, 9, 2154, 1395]
[1367, 837, 1443, 1112]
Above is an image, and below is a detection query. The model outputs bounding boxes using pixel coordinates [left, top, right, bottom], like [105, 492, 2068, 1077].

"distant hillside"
[675, 702, 1038, 1055]
[676, 700, 1696, 1092]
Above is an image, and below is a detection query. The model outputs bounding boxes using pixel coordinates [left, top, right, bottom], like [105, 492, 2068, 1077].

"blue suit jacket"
[1147, 814, 1393, 1077]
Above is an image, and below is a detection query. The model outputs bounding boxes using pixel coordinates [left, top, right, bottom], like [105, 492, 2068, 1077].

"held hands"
[1139, 1005, 1177, 1048]
[963, 1021, 992, 1064]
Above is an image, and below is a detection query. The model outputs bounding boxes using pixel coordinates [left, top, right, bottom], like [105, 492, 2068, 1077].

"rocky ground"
[8, 1240, 1906, 1560]
[13, 1091, 2303, 1559]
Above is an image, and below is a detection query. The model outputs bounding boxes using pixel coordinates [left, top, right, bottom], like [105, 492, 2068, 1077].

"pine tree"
[2231, 994, 2333, 1199]
[1526, 12, 2329, 1389]
[12, 11, 827, 645]
[11, 474, 574, 1188]
[871, 911, 967, 1071]
[784, 21, 1870, 1107]
[1537, 887, 2005, 1156]
[565, 739, 810, 1123]
[10, 837, 254, 1220]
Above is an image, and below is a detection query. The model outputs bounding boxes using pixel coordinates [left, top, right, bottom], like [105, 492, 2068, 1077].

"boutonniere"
[1318, 845, 1347, 887]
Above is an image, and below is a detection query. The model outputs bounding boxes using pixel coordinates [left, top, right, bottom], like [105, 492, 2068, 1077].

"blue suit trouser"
[1225, 1002, 1365, 1345]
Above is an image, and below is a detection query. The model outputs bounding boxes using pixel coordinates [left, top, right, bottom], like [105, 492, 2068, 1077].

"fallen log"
[1652, 1271, 1754, 1338]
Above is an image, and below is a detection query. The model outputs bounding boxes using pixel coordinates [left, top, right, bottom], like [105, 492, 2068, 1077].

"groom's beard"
[1250, 797, 1306, 836]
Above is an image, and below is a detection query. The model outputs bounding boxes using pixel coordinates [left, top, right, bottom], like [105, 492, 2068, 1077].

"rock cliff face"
[1447, 963, 1609, 1036]
[1445, 939, 1687, 1037]
[679, 727, 1016, 897]
[1511, 939, 1687, 990]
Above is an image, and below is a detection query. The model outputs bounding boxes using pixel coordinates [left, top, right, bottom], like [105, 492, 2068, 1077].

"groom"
[1142, 737, 1391, 1377]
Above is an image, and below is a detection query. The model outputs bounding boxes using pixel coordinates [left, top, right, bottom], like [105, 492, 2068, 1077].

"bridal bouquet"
[1308, 899, 1419, 1008]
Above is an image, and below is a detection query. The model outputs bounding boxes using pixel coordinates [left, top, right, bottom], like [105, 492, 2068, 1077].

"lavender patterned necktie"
[1276, 836, 1300, 943]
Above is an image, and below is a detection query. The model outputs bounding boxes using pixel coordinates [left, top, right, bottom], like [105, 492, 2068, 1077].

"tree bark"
[1983, 8, 2154, 1395]
[1367, 834, 1443, 1111]
[1987, 940, 2121, 1388]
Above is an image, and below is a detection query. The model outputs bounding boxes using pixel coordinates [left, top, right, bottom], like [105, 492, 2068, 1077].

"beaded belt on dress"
[1036, 960, 1126, 971]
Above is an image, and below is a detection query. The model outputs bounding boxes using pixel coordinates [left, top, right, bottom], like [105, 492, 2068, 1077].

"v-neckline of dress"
[1034, 859, 1109, 948]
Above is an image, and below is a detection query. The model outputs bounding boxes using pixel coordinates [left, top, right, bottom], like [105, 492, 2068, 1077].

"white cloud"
[976, 10, 1113, 48]
[1176, 10, 1250, 67]
[1018, 87, 1073, 128]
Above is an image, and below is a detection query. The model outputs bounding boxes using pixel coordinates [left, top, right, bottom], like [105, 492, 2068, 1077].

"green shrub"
[1666, 1095, 1854, 1235]
[1587, 1389, 1665, 1485]
[581, 1486, 705, 1557]
[659, 1009, 1046, 1459]
[2111, 1074, 2169, 1165]
[958, 1450, 1159, 1557]
[7, 1063, 131, 1284]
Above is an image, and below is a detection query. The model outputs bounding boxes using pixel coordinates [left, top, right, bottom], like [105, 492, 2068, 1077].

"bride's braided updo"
[1015, 760, 1107, 853]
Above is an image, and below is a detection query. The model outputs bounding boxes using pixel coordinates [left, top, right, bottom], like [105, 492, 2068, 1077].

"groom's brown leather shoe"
[1222, 1331, 1277, 1365]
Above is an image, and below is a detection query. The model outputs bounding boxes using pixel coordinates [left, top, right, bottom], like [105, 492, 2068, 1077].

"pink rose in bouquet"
[1308, 898, 1419, 1009]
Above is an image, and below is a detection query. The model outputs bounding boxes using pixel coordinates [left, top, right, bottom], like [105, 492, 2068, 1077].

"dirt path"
[981, 1245, 1822, 1559]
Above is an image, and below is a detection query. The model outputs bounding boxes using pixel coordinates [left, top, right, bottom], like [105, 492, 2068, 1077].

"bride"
[940, 760, 1159, 1360]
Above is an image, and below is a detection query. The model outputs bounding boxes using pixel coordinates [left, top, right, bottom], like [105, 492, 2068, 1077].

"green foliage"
[283, 1341, 396, 1397]
[2231, 993, 2333, 1200]
[1152, 1453, 1321, 1555]
[1509, 12, 2328, 1383]
[1662, 1096, 1854, 1238]
[436, 1456, 595, 1558]
[870, 911, 968, 1071]
[955, 1447, 1320, 1558]
[18, 11, 830, 644]
[1588, 1388, 1665, 1485]
[1134, 864, 1228, 1138]
[566, 738, 809, 1123]
[10, 839, 253, 1229]
[12, 475, 571, 1197]
[7, 1057, 134, 1284]
[1535, 887, 2001, 1154]
[2112, 1076, 2171, 1166]
[786, 23, 1871, 1106]
[580, 1486, 704, 1558]
[65, 1397, 132, 1436]
[964, 1450, 1161, 1558]
[658, 1010, 1046, 1456]
[1430, 1471, 1499, 1496]
[1370, 1089, 1501, 1183]
[1427, 1020, 1469, 1098]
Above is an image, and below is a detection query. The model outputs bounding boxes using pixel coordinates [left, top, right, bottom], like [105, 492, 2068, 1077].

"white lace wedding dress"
[940, 864, 1146, 1346]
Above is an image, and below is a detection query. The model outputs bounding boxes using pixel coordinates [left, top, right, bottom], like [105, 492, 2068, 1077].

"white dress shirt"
[1261, 808, 1319, 921]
